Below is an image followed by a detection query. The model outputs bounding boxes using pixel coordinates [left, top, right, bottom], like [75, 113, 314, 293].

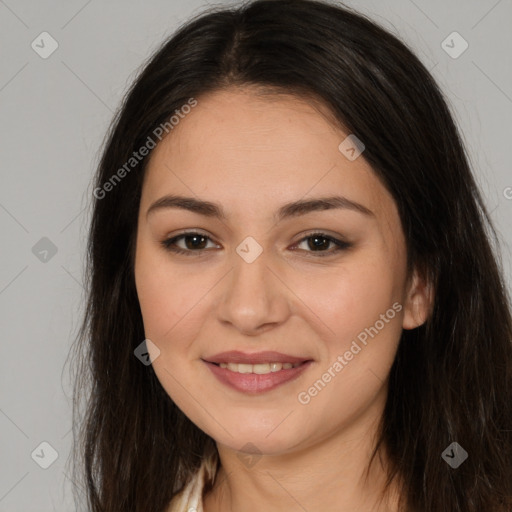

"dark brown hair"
[69, 0, 512, 510]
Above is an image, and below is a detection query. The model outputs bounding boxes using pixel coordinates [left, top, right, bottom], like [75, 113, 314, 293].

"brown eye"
[181, 234, 208, 250]
[161, 232, 218, 255]
[160, 231, 351, 257]
[294, 233, 351, 256]
[307, 235, 331, 251]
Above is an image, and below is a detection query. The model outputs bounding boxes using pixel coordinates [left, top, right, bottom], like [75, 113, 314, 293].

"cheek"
[135, 270, 178, 341]
[306, 254, 401, 338]
[297, 254, 404, 398]
[135, 242, 206, 341]
[135, 251, 211, 420]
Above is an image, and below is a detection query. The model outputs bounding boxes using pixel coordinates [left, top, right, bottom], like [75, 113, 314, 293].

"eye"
[161, 231, 351, 257]
[291, 232, 352, 257]
[160, 231, 219, 256]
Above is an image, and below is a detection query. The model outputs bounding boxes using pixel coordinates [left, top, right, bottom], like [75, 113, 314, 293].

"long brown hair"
[69, 1, 512, 510]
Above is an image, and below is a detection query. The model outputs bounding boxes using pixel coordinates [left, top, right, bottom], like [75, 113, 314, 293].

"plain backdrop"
[1, 0, 511, 510]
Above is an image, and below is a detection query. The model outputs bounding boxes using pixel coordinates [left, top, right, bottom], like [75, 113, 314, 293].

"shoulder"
[167, 450, 219, 512]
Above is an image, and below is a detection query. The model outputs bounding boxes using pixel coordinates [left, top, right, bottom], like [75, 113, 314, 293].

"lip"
[203, 350, 311, 365]
[203, 359, 314, 394]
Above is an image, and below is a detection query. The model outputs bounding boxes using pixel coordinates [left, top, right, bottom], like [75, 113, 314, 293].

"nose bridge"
[217, 247, 289, 333]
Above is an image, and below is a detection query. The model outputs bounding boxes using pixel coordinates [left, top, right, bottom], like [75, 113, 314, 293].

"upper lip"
[203, 351, 312, 365]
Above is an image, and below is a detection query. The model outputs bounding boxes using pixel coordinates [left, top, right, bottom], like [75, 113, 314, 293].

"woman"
[70, 0, 512, 510]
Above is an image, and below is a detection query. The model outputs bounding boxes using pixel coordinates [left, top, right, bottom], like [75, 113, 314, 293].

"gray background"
[1, 0, 511, 510]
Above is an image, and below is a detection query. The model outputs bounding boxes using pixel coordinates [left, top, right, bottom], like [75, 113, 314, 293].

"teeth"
[218, 362, 302, 374]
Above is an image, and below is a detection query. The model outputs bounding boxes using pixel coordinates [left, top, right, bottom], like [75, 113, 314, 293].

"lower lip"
[204, 360, 313, 394]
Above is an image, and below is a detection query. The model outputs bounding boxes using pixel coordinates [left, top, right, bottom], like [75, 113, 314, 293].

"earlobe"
[402, 268, 434, 330]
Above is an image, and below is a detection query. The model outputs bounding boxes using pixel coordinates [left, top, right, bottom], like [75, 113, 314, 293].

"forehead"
[141, 87, 396, 224]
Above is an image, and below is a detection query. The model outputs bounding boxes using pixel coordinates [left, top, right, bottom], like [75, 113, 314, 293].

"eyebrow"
[146, 194, 374, 221]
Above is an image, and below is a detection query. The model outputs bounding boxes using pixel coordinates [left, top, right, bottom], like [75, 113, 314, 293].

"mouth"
[207, 361, 307, 374]
[203, 350, 312, 366]
[202, 351, 314, 393]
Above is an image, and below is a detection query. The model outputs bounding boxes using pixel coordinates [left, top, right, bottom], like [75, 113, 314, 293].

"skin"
[134, 87, 432, 512]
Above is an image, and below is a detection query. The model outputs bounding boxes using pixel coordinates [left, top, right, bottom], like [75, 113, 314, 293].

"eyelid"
[161, 230, 220, 252]
[291, 229, 349, 245]
[290, 231, 352, 257]
[160, 230, 351, 257]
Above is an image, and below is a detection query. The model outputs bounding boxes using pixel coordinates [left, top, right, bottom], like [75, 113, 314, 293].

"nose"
[217, 250, 291, 336]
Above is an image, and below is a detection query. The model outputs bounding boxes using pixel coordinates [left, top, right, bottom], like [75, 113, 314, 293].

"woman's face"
[134, 88, 430, 455]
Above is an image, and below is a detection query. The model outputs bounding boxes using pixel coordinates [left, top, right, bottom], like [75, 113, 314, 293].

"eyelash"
[160, 231, 352, 257]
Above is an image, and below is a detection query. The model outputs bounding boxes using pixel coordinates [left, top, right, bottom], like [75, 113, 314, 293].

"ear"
[402, 266, 434, 330]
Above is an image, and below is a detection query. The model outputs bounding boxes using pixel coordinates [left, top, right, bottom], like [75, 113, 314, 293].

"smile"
[216, 362, 302, 374]
[204, 360, 313, 393]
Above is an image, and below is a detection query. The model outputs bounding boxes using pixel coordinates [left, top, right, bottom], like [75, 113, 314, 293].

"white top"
[167, 451, 219, 512]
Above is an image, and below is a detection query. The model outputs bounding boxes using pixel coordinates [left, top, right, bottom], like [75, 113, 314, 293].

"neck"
[203, 388, 402, 512]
